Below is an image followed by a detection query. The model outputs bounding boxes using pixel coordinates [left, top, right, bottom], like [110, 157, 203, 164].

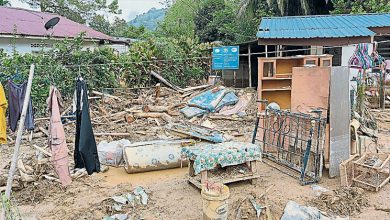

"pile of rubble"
[311, 187, 369, 217]
[0, 81, 258, 217]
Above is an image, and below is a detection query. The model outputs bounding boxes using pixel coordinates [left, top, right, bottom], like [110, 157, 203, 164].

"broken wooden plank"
[134, 112, 172, 122]
[38, 127, 49, 137]
[33, 144, 52, 157]
[142, 105, 169, 113]
[91, 91, 121, 101]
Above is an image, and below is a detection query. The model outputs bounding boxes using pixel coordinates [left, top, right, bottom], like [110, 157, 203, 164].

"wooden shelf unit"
[258, 55, 333, 110]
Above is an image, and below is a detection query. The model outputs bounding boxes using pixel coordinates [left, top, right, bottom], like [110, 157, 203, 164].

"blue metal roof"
[257, 13, 390, 39]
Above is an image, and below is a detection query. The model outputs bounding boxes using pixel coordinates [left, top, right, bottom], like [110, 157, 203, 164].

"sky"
[9, 0, 164, 21]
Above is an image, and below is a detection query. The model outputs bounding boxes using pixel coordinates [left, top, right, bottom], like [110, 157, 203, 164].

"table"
[181, 142, 262, 189]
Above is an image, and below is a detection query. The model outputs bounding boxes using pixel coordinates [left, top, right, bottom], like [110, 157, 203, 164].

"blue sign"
[212, 46, 239, 70]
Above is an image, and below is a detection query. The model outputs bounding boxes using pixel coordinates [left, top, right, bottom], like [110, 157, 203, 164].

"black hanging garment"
[74, 78, 100, 174]
[8, 80, 35, 132]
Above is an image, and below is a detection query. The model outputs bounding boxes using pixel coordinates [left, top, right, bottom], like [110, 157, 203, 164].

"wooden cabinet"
[320, 56, 333, 67]
[258, 55, 333, 110]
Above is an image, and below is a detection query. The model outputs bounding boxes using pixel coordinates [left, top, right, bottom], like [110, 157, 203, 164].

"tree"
[195, 0, 225, 42]
[89, 15, 111, 35]
[157, 0, 202, 39]
[0, 0, 10, 6]
[332, 0, 390, 14]
[18, 0, 122, 24]
[89, 16, 148, 39]
[238, 0, 332, 16]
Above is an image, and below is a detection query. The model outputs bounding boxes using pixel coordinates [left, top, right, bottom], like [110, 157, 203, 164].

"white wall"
[108, 44, 129, 54]
[0, 37, 99, 55]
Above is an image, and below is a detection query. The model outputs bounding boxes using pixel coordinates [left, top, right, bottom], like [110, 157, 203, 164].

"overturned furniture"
[181, 142, 262, 189]
[123, 139, 194, 174]
[352, 153, 390, 191]
[253, 107, 326, 185]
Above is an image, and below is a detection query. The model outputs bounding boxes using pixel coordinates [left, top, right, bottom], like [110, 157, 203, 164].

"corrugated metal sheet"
[257, 13, 390, 39]
[0, 6, 111, 40]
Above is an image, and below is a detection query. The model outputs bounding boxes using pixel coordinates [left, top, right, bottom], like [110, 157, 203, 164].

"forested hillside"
[128, 8, 166, 30]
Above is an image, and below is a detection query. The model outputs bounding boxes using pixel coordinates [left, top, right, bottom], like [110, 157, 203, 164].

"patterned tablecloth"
[181, 142, 262, 175]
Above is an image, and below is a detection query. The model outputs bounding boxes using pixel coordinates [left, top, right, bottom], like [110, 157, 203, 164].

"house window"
[30, 43, 52, 48]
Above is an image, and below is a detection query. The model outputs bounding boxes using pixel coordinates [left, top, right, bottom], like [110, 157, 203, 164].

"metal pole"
[2, 64, 35, 219]
[248, 44, 252, 87]
[234, 70, 237, 87]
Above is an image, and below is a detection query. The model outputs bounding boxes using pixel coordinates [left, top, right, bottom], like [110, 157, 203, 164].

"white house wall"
[0, 37, 99, 55]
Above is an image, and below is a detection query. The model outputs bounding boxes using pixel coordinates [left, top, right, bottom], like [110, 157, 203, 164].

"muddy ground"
[1, 87, 390, 220]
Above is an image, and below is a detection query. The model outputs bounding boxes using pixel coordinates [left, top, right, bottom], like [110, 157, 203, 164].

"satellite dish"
[45, 17, 60, 30]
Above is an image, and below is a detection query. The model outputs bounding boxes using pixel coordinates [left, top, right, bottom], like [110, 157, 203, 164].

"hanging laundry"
[47, 86, 72, 186]
[0, 83, 7, 144]
[74, 77, 100, 175]
[8, 80, 34, 132]
[348, 43, 374, 69]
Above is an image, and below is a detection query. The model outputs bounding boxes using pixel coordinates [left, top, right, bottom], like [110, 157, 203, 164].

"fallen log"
[91, 91, 121, 101]
[150, 71, 184, 92]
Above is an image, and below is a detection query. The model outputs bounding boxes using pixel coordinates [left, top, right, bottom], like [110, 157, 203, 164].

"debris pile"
[233, 185, 274, 219]
[104, 186, 149, 219]
[311, 187, 369, 217]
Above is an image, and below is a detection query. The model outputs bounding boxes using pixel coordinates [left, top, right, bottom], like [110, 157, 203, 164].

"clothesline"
[1, 75, 101, 188]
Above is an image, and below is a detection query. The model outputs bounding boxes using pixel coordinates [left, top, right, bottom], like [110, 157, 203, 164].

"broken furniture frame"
[253, 101, 326, 185]
[352, 153, 390, 191]
[187, 161, 260, 189]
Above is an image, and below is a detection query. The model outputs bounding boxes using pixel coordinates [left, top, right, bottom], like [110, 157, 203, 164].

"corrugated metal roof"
[257, 13, 390, 39]
[0, 6, 111, 40]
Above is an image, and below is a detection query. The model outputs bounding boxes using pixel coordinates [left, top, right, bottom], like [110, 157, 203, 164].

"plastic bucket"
[201, 184, 230, 220]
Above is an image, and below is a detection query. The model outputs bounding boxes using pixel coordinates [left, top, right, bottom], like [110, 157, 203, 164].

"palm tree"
[0, 0, 11, 6]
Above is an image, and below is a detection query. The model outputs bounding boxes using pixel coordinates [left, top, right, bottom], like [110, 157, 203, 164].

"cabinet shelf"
[262, 88, 291, 91]
[262, 77, 292, 81]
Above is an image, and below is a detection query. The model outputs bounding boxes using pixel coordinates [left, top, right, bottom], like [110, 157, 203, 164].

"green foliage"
[332, 0, 390, 14]
[119, 36, 212, 87]
[18, 0, 121, 24]
[157, 0, 201, 39]
[0, 33, 212, 115]
[0, 0, 10, 6]
[0, 34, 120, 115]
[195, 0, 226, 43]
[158, 0, 279, 44]
[90, 16, 148, 39]
[129, 8, 167, 31]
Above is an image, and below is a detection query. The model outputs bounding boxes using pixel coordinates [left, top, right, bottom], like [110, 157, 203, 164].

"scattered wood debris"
[311, 187, 369, 217]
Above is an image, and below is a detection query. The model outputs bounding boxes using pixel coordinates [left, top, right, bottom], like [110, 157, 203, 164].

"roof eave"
[257, 36, 373, 46]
